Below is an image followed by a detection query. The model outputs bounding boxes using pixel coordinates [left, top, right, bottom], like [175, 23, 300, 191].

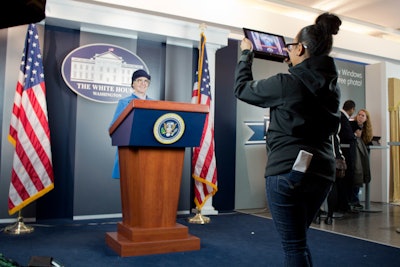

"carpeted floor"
[0, 212, 399, 266]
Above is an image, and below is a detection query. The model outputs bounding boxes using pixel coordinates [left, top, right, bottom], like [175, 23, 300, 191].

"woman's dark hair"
[297, 12, 342, 56]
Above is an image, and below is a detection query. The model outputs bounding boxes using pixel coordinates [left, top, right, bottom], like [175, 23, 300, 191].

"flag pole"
[6, 24, 53, 234]
[4, 210, 34, 235]
[187, 23, 211, 225]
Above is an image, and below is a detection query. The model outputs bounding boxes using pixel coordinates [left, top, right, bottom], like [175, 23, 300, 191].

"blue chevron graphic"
[244, 121, 266, 145]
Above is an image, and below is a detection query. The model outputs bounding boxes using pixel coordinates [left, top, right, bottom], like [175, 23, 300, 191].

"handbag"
[336, 158, 347, 178]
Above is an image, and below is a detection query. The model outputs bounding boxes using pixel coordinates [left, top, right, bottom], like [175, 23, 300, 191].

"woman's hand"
[240, 38, 253, 51]
[284, 57, 292, 66]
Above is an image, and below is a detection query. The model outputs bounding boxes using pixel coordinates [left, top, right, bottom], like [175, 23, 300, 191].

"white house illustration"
[69, 49, 144, 86]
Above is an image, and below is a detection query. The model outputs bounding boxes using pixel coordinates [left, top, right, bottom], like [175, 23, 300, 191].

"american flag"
[8, 24, 54, 215]
[191, 32, 218, 210]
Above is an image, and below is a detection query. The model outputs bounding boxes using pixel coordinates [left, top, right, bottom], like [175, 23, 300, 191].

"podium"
[105, 99, 208, 257]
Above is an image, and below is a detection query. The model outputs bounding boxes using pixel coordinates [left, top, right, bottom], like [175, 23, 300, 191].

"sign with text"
[61, 43, 148, 103]
[335, 58, 366, 108]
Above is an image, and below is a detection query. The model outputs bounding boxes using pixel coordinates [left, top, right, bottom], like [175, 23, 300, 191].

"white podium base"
[191, 197, 218, 215]
[200, 206, 218, 215]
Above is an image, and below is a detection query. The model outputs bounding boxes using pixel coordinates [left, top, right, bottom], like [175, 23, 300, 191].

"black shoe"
[352, 203, 364, 210]
[313, 210, 322, 224]
[333, 212, 344, 219]
[313, 216, 321, 224]
[324, 216, 333, 225]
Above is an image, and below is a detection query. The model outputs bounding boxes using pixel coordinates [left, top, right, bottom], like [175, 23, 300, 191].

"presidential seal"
[153, 113, 185, 144]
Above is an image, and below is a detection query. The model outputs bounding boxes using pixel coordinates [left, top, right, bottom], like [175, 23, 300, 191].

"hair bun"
[315, 12, 342, 35]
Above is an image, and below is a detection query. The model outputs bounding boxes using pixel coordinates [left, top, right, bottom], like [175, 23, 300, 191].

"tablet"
[371, 136, 381, 146]
[243, 28, 288, 62]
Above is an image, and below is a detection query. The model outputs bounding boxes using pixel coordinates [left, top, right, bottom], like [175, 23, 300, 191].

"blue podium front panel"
[111, 108, 207, 148]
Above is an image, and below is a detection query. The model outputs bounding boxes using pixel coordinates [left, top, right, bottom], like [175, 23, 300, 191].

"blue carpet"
[0, 212, 398, 266]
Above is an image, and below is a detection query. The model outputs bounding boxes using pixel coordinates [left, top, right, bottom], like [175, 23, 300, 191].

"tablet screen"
[243, 28, 288, 62]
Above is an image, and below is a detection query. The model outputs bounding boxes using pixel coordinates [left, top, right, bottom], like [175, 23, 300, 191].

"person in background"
[350, 108, 373, 210]
[352, 109, 373, 147]
[110, 69, 152, 179]
[313, 125, 347, 226]
[324, 130, 346, 225]
[338, 100, 357, 213]
[234, 12, 342, 266]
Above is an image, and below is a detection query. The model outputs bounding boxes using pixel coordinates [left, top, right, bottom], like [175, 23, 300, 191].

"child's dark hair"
[297, 12, 342, 56]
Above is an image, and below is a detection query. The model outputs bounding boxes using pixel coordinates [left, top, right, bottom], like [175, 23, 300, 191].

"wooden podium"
[106, 99, 208, 257]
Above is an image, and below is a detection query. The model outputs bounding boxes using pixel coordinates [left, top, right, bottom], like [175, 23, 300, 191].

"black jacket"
[234, 50, 341, 181]
[339, 112, 357, 145]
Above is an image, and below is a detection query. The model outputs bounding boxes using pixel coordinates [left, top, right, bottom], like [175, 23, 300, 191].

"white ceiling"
[262, 0, 400, 42]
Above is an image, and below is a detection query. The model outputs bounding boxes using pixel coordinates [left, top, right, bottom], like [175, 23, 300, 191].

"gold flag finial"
[199, 23, 207, 33]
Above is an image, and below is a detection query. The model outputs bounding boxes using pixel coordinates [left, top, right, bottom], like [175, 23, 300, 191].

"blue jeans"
[266, 171, 332, 267]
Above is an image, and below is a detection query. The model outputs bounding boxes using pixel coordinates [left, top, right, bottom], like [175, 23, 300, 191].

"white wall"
[235, 59, 288, 209]
[366, 62, 400, 203]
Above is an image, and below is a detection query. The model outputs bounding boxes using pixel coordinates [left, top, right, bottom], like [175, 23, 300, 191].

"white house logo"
[61, 43, 148, 103]
[153, 113, 185, 145]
